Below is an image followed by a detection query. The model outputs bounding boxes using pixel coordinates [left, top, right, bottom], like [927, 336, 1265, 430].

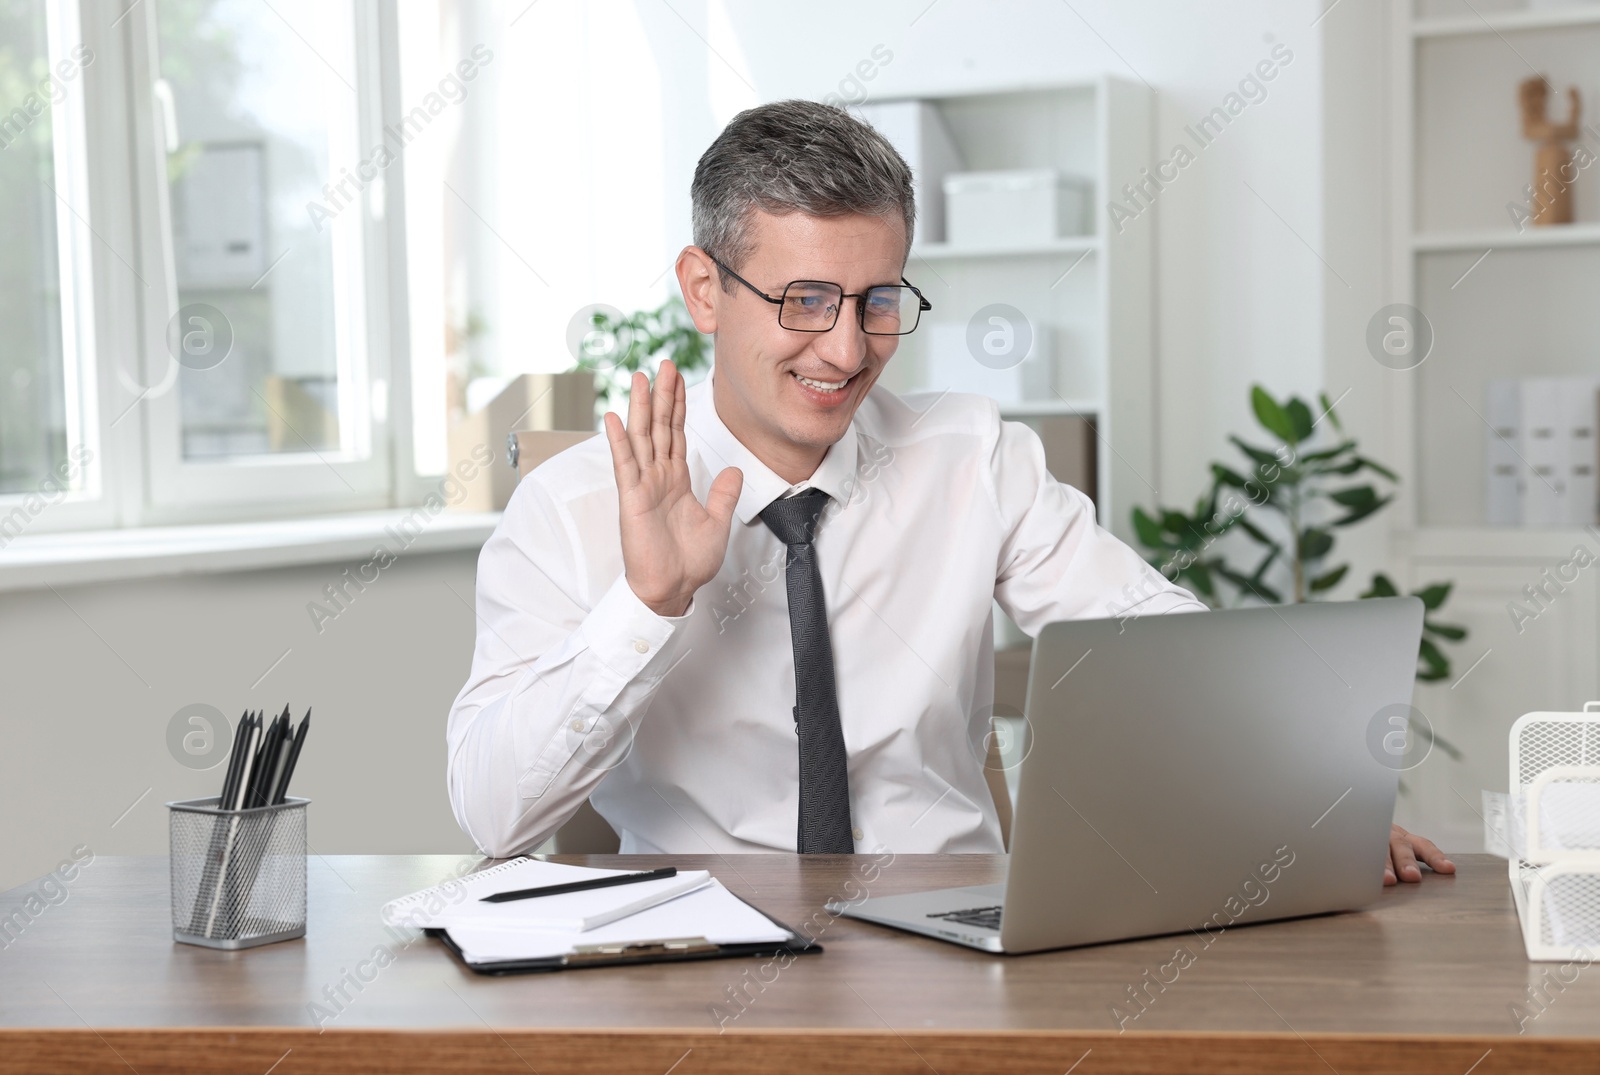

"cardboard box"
[446, 372, 594, 512]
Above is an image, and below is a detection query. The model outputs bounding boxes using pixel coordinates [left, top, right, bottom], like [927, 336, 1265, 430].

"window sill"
[0, 509, 502, 594]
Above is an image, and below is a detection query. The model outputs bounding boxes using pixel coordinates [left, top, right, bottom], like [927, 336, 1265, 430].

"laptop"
[829, 597, 1425, 954]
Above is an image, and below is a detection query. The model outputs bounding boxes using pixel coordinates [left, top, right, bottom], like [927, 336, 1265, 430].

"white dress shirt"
[447, 372, 1205, 857]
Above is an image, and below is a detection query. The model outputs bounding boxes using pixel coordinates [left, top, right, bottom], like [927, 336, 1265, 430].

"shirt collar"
[685, 370, 862, 525]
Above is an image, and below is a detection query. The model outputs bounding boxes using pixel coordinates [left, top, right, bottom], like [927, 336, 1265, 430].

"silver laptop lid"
[999, 596, 1424, 954]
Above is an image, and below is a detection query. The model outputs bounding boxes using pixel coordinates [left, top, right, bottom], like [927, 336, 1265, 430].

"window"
[0, 0, 99, 540]
[134, 0, 391, 511]
[0, 0, 734, 539]
[0, 0, 401, 537]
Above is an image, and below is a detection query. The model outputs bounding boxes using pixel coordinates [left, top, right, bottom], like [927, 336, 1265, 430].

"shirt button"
[852, 827, 864, 842]
[633, 639, 650, 654]
[570, 719, 585, 732]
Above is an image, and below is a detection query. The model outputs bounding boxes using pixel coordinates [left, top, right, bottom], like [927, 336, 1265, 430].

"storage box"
[944, 169, 1091, 247]
[853, 101, 965, 245]
[923, 322, 1053, 406]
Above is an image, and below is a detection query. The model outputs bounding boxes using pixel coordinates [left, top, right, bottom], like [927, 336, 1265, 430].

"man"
[447, 100, 1451, 886]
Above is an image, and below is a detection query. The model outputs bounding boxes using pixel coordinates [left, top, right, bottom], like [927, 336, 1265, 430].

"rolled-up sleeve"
[446, 476, 693, 857]
[984, 409, 1207, 634]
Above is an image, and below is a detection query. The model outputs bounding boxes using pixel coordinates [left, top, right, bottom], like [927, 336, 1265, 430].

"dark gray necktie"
[759, 488, 854, 854]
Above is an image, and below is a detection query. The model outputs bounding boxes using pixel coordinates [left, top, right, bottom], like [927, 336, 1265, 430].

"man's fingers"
[603, 411, 639, 489]
[651, 360, 676, 463]
[1389, 828, 1422, 883]
[1409, 833, 1456, 875]
[705, 467, 744, 528]
[670, 365, 687, 461]
[627, 370, 654, 466]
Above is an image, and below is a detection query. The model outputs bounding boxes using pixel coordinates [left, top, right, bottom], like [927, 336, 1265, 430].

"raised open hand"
[603, 360, 743, 618]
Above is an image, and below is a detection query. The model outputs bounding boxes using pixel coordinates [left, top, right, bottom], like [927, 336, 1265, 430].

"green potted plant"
[1130, 386, 1467, 764]
[574, 296, 712, 421]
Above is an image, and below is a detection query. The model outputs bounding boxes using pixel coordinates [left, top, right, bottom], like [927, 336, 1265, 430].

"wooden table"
[1, 854, 1595, 1073]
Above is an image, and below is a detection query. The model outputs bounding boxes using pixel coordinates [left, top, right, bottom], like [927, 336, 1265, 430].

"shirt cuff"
[579, 573, 694, 683]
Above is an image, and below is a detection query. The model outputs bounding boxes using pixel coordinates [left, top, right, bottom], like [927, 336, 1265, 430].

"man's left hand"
[1386, 823, 1455, 885]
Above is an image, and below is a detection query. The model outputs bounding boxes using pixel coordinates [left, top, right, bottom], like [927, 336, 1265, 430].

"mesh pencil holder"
[168, 796, 309, 950]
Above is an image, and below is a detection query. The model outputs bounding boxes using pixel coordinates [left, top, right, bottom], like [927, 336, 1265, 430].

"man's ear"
[676, 246, 720, 334]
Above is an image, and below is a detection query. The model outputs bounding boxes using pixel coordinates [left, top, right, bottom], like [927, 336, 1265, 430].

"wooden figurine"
[1518, 76, 1582, 226]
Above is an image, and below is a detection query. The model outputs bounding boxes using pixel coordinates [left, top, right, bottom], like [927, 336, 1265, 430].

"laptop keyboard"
[926, 904, 1002, 931]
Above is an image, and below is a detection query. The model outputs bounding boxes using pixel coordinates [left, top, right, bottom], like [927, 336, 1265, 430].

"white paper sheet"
[381, 859, 711, 931]
[446, 879, 793, 964]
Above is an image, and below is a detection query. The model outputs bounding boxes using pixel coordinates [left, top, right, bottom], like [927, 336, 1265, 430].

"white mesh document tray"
[1505, 705, 1600, 962]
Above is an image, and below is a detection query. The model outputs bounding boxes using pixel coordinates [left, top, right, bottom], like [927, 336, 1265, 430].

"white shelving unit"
[870, 76, 1155, 546]
[1380, 0, 1600, 850]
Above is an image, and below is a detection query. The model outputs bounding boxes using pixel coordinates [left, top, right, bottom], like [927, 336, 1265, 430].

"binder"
[1485, 378, 1521, 526]
[1520, 378, 1566, 527]
[1560, 377, 1600, 527]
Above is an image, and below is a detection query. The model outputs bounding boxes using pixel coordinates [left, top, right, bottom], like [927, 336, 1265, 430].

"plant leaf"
[1332, 495, 1392, 527]
[1318, 391, 1344, 432]
[1298, 528, 1334, 561]
[1415, 582, 1452, 610]
[1362, 573, 1400, 599]
[1229, 436, 1286, 470]
[1298, 439, 1357, 463]
[1309, 564, 1349, 592]
[1356, 456, 1400, 483]
[1211, 463, 1250, 489]
[1235, 516, 1278, 547]
[1328, 485, 1378, 508]
[1285, 398, 1315, 442]
[1423, 621, 1467, 640]
[1181, 563, 1215, 598]
[1131, 507, 1165, 549]
[1251, 386, 1297, 443]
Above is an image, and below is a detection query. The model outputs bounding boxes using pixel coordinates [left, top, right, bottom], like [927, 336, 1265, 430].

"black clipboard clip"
[566, 936, 718, 964]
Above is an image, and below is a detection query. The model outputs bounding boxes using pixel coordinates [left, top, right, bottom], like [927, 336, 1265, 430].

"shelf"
[1401, 525, 1600, 561]
[901, 394, 1102, 419]
[910, 237, 1099, 261]
[1413, 6, 1600, 38]
[999, 399, 1101, 418]
[1411, 223, 1600, 252]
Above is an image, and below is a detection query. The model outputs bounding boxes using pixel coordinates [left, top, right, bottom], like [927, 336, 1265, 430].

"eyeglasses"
[706, 253, 931, 335]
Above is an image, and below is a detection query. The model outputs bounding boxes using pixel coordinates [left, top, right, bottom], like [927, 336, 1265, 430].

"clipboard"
[426, 891, 822, 975]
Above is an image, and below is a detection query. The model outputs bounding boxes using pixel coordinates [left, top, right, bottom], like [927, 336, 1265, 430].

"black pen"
[247, 710, 286, 808]
[217, 710, 249, 807]
[219, 711, 256, 808]
[271, 710, 311, 805]
[480, 866, 678, 903]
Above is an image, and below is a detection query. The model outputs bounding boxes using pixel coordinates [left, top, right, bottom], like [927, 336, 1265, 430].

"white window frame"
[124, 0, 395, 522]
[0, 0, 111, 535]
[8, 1, 445, 538]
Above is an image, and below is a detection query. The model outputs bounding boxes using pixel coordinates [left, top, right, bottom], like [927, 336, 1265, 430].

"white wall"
[0, 551, 481, 892]
[713, 0, 1329, 507]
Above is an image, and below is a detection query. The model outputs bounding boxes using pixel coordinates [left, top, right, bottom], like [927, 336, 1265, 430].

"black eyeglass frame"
[705, 252, 932, 336]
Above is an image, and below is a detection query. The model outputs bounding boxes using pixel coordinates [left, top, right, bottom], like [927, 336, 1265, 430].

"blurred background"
[3, 0, 1598, 888]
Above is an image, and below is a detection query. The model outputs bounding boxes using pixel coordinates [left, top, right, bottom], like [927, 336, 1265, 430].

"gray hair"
[691, 99, 916, 288]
